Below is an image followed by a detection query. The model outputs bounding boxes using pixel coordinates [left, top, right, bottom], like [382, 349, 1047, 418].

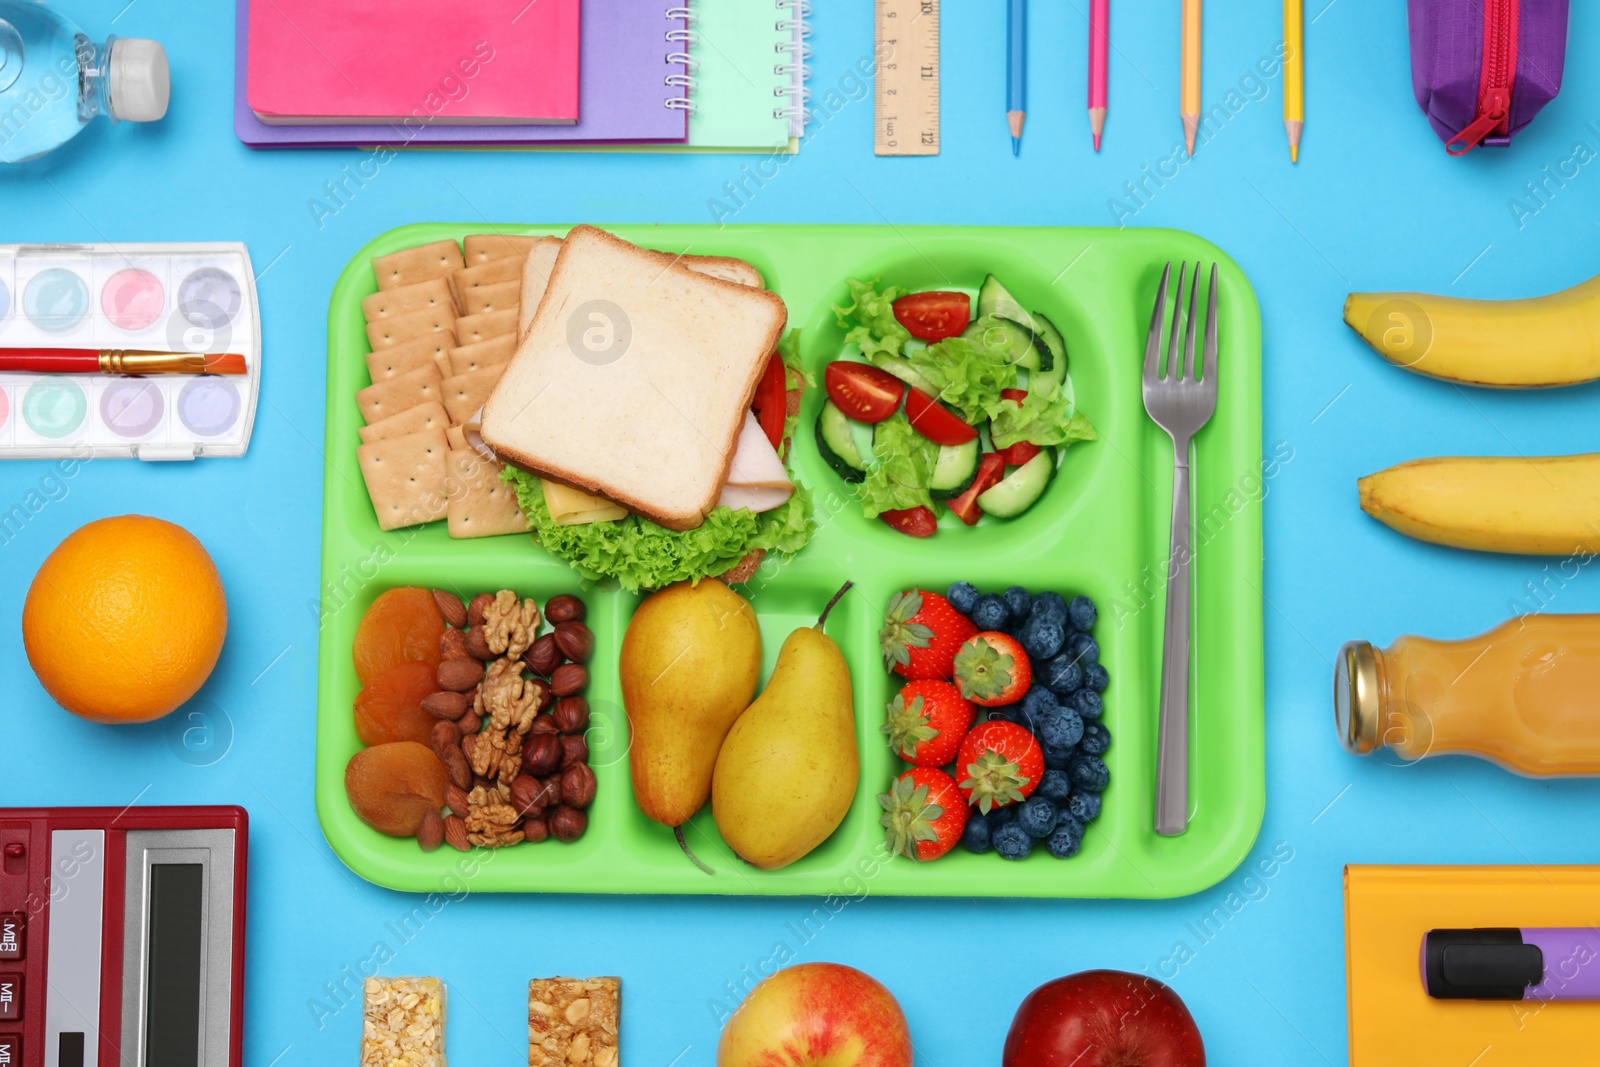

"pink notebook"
[247, 1, 580, 125]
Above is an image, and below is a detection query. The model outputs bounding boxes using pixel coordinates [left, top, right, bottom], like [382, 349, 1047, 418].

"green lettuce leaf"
[776, 328, 810, 460]
[501, 468, 818, 593]
[834, 279, 910, 361]
[990, 391, 1099, 449]
[905, 317, 1022, 422]
[855, 413, 937, 519]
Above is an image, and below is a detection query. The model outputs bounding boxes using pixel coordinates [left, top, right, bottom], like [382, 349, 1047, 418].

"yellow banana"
[1344, 270, 1600, 387]
[1359, 453, 1600, 555]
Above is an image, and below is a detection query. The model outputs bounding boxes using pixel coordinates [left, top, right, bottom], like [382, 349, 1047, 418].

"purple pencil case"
[1406, 0, 1570, 154]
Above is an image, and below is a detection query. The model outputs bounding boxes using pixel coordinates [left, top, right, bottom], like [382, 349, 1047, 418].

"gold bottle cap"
[1334, 640, 1382, 755]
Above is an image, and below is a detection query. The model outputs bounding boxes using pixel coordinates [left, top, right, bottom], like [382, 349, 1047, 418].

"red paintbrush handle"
[0, 348, 101, 373]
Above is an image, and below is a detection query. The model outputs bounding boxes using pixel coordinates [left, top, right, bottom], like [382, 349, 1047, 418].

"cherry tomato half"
[997, 441, 1042, 467]
[751, 353, 788, 448]
[946, 453, 1007, 526]
[824, 361, 905, 423]
[893, 291, 972, 342]
[1000, 388, 1029, 403]
[904, 387, 979, 446]
[881, 505, 939, 538]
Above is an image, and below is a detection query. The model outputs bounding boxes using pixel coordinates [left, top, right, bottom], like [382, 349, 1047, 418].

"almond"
[437, 658, 485, 692]
[432, 589, 468, 628]
[438, 628, 470, 661]
[422, 691, 471, 720]
[417, 808, 444, 852]
[431, 720, 462, 757]
[467, 592, 495, 627]
[446, 784, 472, 815]
[443, 814, 470, 852]
[465, 625, 494, 661]
[455, 708, 482, 736]
[438, 744, 471, 791]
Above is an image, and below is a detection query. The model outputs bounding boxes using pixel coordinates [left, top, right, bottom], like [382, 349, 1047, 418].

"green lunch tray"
[317, 223, 1264, 898]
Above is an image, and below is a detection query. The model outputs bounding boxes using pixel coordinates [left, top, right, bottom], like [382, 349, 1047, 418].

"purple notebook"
[234, 0, 690, 147]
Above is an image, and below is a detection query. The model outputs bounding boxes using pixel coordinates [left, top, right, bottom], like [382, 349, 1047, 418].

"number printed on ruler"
[875, 0, 939, 156]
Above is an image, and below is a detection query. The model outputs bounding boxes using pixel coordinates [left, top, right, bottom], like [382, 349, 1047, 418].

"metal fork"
[1142, 262, 1219, 838]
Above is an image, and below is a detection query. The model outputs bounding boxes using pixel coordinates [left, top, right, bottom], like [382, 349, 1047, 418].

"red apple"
[717, 962, 913, 1067]
[1003, 970, 1205, 1067]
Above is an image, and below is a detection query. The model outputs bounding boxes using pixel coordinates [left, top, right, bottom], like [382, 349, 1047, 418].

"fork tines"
[1143, 261, 1219, 387]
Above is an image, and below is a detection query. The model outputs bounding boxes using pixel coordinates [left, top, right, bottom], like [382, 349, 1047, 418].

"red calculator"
[0, 807, 247, 1067]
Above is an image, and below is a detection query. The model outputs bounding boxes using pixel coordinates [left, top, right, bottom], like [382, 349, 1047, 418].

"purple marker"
[1424, 928, 1600, 1000]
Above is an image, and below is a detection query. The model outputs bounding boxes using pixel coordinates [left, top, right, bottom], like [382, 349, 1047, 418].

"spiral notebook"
[234, 0, 691, 146]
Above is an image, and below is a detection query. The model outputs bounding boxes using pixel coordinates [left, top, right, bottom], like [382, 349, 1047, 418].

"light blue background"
[4, 0, 1599, 1062]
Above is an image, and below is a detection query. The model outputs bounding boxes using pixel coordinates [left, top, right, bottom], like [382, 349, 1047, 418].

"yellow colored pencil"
[1181, 0, 1202, 154]
[1284, 0, 1304, 161]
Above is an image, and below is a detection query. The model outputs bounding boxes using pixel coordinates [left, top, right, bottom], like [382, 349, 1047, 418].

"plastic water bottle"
[0, 0, 168, 163]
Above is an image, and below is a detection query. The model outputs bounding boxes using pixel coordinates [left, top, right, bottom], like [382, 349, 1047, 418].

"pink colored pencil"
[1088, 0, 1109, 150]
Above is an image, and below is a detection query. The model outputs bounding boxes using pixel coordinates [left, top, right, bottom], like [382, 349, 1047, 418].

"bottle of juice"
[1335, 614, 1600, 776]
[0, 0, 169, 163]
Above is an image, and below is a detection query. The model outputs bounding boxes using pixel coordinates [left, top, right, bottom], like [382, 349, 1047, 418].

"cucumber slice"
[975, 450, 1055, 518]
[869, 352, 937, 396]
[1030, 312, 1067, 393]
[929, 439, 981, 498]
[975, 275, 1034, 330]
[964, 316, 1038, 371]
[815, 401, 867, 483]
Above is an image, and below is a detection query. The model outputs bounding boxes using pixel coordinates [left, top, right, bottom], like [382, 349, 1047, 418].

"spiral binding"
[665, 5, 700, 113]
[774, 0, 812, 135]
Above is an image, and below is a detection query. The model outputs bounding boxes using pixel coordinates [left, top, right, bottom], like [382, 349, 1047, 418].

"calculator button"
[0, 916, 19, 963]
[0, 976, 16, 1022]
[0, 1033, 18, 1066]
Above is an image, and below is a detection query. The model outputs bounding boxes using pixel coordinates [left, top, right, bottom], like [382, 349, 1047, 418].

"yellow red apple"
[717, 962, 913, 1067]
[1002, 970, 1205, 1067]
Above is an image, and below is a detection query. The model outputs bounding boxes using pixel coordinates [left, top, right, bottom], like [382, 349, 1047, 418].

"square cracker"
[442, 365, 506, 425]
[461, 279, 520, 318]
[450, 334, 517, 376]
[365, 330, 457, 382]
[362, 277, 454, 323]
[455, 308, 518, 345]
[445, 449, 527, 539]
[358, 428, 450, 530]
[372, 240, 465, 290]
[446, 426, 468, 451]
[357, 363, 442, 424]
[358, 401, 450, 443]
[464, 233, 542, 265]
[454, 255, 524, 293]
[366, 305, 455, 350]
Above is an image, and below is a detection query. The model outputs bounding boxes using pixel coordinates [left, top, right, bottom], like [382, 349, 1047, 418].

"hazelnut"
[559, 733, 589, 768]
[522, 814, 550, 844]
[561, 763, 597, 809]
[523, 633, 564, 675]
[529, 713, 560, 736]
[522, 733, 563, 778]
[510, 774, 548, 817]
[526, 676, 556, 714]
[534, 775, 563, 809]
[544, 594, 586, 624]
[552, 696, 589, 734]
[549, 805, 587, 843]
[550, 663, 589, 697]
[465, 626, 494, 661]
[417, 808, 444, 852]
[433, 589, 468, 628]
[553, 621, 595, 663]
[467, 592, 495, 627]
[438, 628, 469, 661]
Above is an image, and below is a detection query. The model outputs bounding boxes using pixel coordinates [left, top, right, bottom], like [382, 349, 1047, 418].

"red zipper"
[1447, 0, 1518, 155]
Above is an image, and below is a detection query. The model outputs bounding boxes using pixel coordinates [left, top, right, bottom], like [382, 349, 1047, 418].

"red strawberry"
[881, 680, 975, 768]
[879, 589, 979, 680]
[957, 720, 1044, 813]
[953, 631, 1032, 706]
[879, 767, 969, 861]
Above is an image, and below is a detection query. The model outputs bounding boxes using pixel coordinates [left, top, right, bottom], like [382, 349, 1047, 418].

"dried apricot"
[353, 587, 445, 686]
[345, 742, 450, 837]
[354, 660, 441, 747]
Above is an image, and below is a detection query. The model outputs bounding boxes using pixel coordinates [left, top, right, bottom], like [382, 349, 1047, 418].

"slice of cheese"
[718, 412, 794, 513]
[543, 478, 628, 525]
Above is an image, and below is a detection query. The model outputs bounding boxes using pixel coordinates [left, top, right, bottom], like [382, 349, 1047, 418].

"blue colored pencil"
[1007, 0, 1026, 155]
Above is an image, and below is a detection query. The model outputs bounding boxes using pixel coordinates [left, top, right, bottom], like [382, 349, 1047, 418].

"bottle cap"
[1423, 929, 1543, 1000]
[108, 38, 170, 123]
[1333, 640, 1382, 755]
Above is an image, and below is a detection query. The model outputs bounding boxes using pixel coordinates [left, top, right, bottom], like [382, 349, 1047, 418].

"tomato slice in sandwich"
[825, 361, 904, 423]
[904, 387, 978, 446]
[751, 353, 788, 448]
[892, 291, 971, 342]
[946, 453, 1006, 526]
[881, 505, 939, 538]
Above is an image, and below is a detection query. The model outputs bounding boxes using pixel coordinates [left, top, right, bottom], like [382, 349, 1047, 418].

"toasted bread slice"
[482, 225, 787, 531]
[681, 255, 764, 289]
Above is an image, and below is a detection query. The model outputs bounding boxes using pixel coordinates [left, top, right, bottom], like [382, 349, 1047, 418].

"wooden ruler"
[874, 0, 940, 156]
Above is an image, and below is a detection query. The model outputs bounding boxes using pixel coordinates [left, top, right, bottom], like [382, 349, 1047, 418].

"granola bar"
[528, 976, 619, 1067]
[362, 976, 446, 1067]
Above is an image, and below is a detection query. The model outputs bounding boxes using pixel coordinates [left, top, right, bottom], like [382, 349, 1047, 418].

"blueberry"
[1030, 592, 1068, 626]
[946, 581, 980, 617]
[1079, 721, 1112, 756]
[972, 594, 1010, 632]
[1041, 740, 1076, 770]
[1068, 689, 1104, 720]
[1046, 814, 1085, 858]
[1069, 595, 1098, 632]
[1037, 707, 1085, 750]
[993, 822, 1035, 860]
[1039, 654, 1084, 696]
[986, 804, 1018, 828]
[1068, 791, 1102, 822]
[1004, 585, 1033, 620]
[1068, 631, 1100, 665]
[1021, 685, 1059, 722]
[1038, 768, 1073, 803]
[987, 702, 1020, 725]
[961, 811, 992, 853]
[1069, 754, 1111, 792]
[1017, 795, 1059, 839]
[1085, 663, 1110, 693]
[1019, 615, 1066, 660]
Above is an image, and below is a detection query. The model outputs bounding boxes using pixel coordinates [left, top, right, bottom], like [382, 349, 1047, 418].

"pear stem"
[816, 580, 854, 632]
[675, 825, 715, 875]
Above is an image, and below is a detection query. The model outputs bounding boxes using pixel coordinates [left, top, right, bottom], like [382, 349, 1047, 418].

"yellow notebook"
[1345, 865, 1600, 1065]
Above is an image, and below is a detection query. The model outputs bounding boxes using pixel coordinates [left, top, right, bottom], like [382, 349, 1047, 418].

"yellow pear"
[623, 579, 761, 867]
[712, 583, 858, 871]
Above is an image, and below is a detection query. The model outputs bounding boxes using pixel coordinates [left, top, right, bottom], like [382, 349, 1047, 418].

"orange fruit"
[23, 515, 227, 724]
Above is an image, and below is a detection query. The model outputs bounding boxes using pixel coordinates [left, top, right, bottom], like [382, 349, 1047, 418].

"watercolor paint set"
[0, 242, 261, 460]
